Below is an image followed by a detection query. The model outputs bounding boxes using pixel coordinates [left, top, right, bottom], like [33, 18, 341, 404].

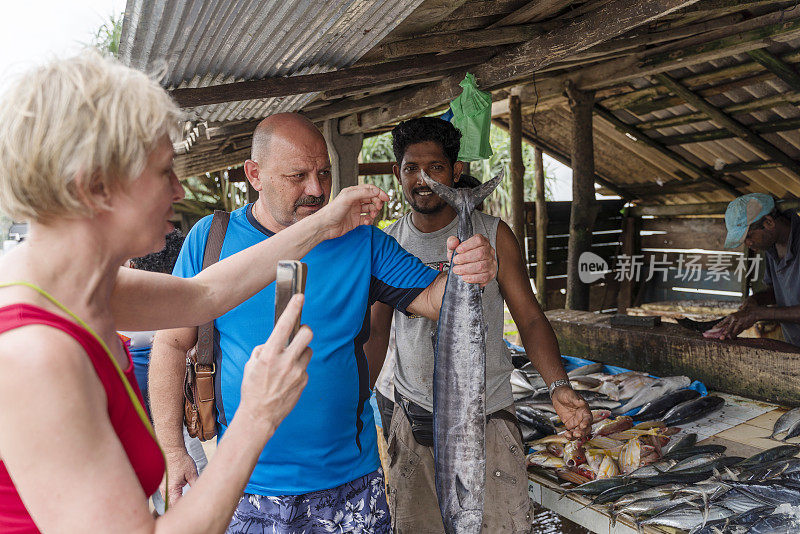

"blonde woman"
[0, 51, 388, 533]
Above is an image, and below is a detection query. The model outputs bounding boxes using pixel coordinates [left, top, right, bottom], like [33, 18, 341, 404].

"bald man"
[149, 113, 497, 533]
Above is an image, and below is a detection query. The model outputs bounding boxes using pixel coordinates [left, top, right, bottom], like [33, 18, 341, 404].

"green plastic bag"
[450, 73, 493, 161]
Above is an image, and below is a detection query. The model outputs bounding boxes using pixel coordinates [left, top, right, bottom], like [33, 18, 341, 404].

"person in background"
[121, 229, 186, 414]
[119, 229, 208, 515]
[707, 193, 800, 344]
[0, 51, 388, 533]
[366, 117, 592, 533]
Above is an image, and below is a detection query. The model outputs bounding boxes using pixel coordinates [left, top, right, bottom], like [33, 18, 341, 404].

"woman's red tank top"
[0, 304, 164, 532]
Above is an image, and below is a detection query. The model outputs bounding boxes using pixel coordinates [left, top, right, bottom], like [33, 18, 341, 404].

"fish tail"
[420, 170, 503, 212]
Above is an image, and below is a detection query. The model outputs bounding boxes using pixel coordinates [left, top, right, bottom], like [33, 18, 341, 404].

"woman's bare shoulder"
[0, 325, 101, 389]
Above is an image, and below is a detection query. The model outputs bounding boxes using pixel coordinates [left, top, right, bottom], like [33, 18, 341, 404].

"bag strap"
[196, 210, 229, 367]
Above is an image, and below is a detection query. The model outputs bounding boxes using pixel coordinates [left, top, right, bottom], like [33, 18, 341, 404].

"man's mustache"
[295, 195, 324, 208]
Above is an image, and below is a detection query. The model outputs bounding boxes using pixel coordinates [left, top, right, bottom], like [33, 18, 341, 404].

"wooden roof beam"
[169, 48, 494, 108]
[496, 10, 800, 120]
[658, 117, 800, 145]
[593, 104, 740, 198]
[488, 0, 575, 27]
[636, 91, 800, 130]
[339, 0, 701, 134]
[747, 48, 800, 91]
[365, 25, 538, 60]
[654, 72, 800, 180]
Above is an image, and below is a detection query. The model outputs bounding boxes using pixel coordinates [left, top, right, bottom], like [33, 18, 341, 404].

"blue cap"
[724, 193, 775, 248]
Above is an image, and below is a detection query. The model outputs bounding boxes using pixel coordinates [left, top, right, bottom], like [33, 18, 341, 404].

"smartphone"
[274, 260, 307, 344]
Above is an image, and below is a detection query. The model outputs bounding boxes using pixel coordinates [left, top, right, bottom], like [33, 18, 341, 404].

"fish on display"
[640, 504, 735, 529]
[660, 432, 698, 455]
[616, 374, 657, 401]
[626, 459, 677, 479]
[719, 506, 775, 532]
[515, 405, 556, 437]
[667, 452, 724, 473]
[634, 389, 701, 421]
[610, 484, 684, 510]
[661, 395, 725, 426]
[747, 511, 800, 533]
[527, 452, 565, 469]
[424, 170, 503, 534]
[570, 376, 603, 391]
[662, 444, 728, 461]
[670, 456, 743, 476]
[510, 369, 536, 399]
[771, 407, 800, 440]
[613, 376, 691, 415]
[591, 481, 651, 505]
[738, 444, 800, 469]
[567, 362, 604, 377]
[561, 477, 630, 498]
[615, 494, 698, 517]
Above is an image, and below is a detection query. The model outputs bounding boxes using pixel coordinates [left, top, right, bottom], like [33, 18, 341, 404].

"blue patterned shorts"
[227, 468, 390, 534]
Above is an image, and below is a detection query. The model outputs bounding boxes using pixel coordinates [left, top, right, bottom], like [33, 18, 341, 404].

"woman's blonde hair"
[0, 50, 181, 222]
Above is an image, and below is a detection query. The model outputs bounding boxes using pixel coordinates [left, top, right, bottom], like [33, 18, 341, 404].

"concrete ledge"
[546, 309, 800, 405]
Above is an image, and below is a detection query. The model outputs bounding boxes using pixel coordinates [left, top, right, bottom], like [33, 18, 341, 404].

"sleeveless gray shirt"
[375, 211, 514, 414]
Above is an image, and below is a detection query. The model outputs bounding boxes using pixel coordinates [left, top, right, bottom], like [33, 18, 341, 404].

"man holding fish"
[367, 117, 592, 533]
[706, 193, 800, 345]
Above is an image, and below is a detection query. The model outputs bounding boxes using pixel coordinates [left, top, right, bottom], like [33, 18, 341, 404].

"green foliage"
[471, 124, 555, 220]
[360, 124, 556, 224]
[360, 134, 409, 222]
[89, 12, 123, 57]
[174, 171, 249, 225]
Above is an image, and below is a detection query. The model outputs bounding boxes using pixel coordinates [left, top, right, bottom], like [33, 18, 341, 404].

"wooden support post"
[509, 93, 526, 251]
[323, 119, 363, 198]
[593, 104, 741, 197]
[654, 73, 800, 179]
[617, 216, 640, 313]
[534, 146, 548, 309]
[565, 82, 598, 311]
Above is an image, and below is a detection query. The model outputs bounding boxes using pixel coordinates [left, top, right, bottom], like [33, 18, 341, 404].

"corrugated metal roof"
[119, 0, 425, 122]
[592, 37, 800, 203]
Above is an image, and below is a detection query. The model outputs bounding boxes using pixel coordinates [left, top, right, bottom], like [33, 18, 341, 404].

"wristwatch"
[548, 378, 571, 397]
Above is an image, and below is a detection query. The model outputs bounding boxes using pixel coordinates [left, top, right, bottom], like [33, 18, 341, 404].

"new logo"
[578, 251, 610, 284]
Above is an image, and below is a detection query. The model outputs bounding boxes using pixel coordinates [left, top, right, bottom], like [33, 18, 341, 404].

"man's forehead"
[402, 141, 448, 163]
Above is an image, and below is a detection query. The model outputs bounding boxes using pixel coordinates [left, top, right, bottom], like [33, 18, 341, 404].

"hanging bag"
[450, 72, 493, 161]
[184, 210, 229, 441]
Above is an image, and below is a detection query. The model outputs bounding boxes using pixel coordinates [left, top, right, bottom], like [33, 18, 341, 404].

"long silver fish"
[640, 504, 735, 529]
[612, 376, 690, 415]
[423, 170, 503, 534]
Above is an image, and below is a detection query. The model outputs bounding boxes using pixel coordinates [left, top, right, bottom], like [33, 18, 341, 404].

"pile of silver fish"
[533, 441, 800, 533]
[516, 360, 800, 531]
[512, 361, 725, 445]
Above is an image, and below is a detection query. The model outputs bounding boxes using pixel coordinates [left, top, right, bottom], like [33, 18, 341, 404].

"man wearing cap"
[707, 193, 800, 344]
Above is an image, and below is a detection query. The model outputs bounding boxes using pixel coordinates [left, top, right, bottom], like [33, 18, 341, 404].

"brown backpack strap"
[196, 210, 229, 366]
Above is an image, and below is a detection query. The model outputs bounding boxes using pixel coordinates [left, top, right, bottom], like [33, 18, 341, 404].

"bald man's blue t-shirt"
[173, 204, 438, 495]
